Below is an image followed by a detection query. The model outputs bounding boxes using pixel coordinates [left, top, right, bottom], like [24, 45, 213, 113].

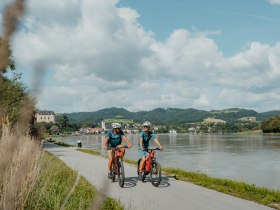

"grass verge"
[76, 147, 280, 209]
[47, 139, 73, 147]
[25, 152, 123, 210]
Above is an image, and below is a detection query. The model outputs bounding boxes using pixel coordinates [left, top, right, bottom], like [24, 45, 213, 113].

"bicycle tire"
[118, 160, 125, 187]
[150, 160, 161, 187]
[112, 162, 116, 182]
[137, 159, 142, 180]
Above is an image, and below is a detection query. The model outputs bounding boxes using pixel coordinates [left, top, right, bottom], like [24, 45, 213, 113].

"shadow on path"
[141, 176, 171, 188]
[123, 176, 138, 188]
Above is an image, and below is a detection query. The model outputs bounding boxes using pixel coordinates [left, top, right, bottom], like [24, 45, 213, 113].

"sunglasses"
[143, 126, 148, 128]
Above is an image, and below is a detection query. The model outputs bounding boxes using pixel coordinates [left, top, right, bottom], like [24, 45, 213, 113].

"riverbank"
[74, 146, 280, 209]
[26, 151, 123, 210]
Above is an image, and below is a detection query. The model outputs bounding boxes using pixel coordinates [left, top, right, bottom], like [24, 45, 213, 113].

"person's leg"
[139, 156, 146, 172]
[138, 149, 146, 172]
[117, 145, 125, 159]
[107, 149, 114, 178]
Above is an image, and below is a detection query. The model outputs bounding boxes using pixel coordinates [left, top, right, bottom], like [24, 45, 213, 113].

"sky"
[1, 0, 280, 113]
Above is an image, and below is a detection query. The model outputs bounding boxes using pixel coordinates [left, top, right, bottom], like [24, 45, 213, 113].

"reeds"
[0, 124, 42, 210]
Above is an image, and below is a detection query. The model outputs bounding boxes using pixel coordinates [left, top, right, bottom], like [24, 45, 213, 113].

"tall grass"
[26, 151, 124, 210]
[0, 124, 42, 210]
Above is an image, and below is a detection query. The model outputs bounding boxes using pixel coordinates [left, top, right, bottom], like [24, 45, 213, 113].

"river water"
[53, 133, 280, 190]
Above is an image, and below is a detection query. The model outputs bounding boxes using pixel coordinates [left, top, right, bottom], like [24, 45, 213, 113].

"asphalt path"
[44, 142, 274, 210]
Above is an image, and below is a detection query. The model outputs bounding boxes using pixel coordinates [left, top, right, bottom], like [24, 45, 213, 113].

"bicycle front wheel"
[118, 160, 125, 187]
[150, 160, 161, 187]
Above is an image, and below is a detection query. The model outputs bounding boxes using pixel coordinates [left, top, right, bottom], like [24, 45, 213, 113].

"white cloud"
[269, 0, 280, 5]
[192, 94, 210, 107]
[9, 0, 280, 112]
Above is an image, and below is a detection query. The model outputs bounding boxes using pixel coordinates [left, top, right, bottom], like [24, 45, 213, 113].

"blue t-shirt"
[138, 131, 156, 149]
[106, 130, 125, 147]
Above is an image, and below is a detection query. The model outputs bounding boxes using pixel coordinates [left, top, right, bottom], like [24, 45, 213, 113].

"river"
[53, 133, 280, 190]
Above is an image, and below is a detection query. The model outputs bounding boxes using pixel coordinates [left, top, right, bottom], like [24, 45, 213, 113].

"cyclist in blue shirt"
[138, 121, 163, 173]
[103, 122, 132, 179]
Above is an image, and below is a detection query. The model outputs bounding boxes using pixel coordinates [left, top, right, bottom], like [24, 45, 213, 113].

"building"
[78, 127, 102, 135]
[203, 117, 226, 124]
[35, 110, 55, 123]
[238, 117, 257, 122]
[169, 129, 177, 134]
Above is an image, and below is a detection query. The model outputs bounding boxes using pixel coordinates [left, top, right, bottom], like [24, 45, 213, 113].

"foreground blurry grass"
[26, 152, 123, 210]
[76, 147, 280, 209]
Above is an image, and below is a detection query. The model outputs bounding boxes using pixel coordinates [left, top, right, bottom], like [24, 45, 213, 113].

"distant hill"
[210, 108, 264, 122]
[260, 110, 280, 119]
[64, 107, 280, 125]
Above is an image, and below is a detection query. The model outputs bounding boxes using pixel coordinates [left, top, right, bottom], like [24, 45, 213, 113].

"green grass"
[25, 152, 124, 210]
[162, 168, 280, 209]
[76, 148, 280, 209]
[47, 139, 73, 147]
[237, 130, 263, 135]
[77, 148, 104, 156]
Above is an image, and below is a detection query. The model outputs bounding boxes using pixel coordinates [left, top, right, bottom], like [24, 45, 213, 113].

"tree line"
[261, 116, 280, 133]
[0, 39, 36, 136]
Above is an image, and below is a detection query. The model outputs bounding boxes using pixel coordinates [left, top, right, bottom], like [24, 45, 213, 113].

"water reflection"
[54, 134, 280, 190]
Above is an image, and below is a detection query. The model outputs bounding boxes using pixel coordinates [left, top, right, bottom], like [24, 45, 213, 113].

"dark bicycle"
[137, 147, 162, 187]
[108, 145, 128, 187]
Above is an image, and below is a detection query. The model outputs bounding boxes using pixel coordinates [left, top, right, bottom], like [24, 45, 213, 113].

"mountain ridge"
[64, 107, 280, 125]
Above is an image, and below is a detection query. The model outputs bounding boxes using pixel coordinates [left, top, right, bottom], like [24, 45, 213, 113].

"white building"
[169, 129, 177, 134]
[35, 110, 55, 123]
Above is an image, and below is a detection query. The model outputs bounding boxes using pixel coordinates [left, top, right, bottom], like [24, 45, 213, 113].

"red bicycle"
[137, 148, 162, 187]
[109, 145, 128, 187]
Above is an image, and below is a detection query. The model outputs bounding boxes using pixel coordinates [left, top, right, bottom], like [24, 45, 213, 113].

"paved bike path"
[44, 142, 274, 210]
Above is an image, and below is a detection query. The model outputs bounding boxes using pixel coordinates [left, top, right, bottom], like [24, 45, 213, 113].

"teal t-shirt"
[138, 131, 155, 149]
[106, 130, 124, 147]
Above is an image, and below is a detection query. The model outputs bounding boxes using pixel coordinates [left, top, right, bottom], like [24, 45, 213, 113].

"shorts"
[107, 144, 124, 158]
[138, 148, 148, 158]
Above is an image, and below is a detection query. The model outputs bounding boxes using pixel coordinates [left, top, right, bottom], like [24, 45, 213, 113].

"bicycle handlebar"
[142, 147, 161, 152]
[107, 145, 128, 150]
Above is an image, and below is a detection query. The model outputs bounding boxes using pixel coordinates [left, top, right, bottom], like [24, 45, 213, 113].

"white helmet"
[143, 121, 151, 127]
[112, 122, 121, 129]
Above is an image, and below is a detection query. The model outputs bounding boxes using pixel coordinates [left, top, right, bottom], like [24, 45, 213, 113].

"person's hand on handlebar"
[103, 145, 108, 150]
[127, 144, 132, 149]
[159, 146, 163, 151]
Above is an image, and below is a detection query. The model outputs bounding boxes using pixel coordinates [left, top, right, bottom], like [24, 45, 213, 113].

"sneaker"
[108, 172, 112, 179]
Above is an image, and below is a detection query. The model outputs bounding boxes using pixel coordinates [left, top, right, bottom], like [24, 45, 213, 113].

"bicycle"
[108, 145, 128, 187]
[137, 148, 162, 187]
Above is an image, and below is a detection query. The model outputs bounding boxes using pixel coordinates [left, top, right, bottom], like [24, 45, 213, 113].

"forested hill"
[65, 107, 280, 125]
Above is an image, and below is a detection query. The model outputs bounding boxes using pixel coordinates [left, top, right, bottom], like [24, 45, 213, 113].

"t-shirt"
[106, 129, 125, 147]
[138, 131, 156, 149]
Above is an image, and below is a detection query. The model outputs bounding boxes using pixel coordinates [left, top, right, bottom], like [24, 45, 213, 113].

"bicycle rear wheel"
[150, 160, 161, 187]
[118, 160, 125, 187]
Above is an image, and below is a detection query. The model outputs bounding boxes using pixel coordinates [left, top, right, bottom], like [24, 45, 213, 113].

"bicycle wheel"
[118, 160, 125, 187]
[137, 159, 142, 180]
[150, 160, 161, 187]
[111, 162, 116, 182]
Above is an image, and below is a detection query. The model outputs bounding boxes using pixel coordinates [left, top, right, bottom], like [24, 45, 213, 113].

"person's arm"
[122, 135, 132, 148]
[140, 137, 143, 150]
[103, 137, 109, 150]
[139, 132, 143, 150]
[154, 138, 163, 151]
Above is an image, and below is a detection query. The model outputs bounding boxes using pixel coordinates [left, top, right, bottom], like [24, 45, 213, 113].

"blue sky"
[119, 0, 280, 55]
[1, 0, 280, 113]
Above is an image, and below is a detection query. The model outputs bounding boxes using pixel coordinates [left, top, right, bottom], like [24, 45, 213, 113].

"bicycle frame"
[108, 145, 128, 187]
[141, 148, 159, 174]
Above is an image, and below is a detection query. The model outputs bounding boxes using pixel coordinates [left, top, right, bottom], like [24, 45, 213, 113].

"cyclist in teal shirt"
[138, 121, 163, 173]
[103, 122, 132, 179]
